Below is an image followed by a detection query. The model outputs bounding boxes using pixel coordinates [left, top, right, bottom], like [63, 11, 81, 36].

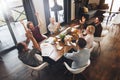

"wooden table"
[40, 42, 64, 61]
[40, 26, 79, 61]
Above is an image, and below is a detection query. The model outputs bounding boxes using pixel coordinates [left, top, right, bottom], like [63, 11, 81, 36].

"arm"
[79, 18, 86, 25]
[64, 46, 72, 54]
[35, 12, 42, 29]
[26, 30, 40, 50]
[25, 36, 30, 45]
[20, 20, 27, 32]
[20, 20, 30, 44]
[64, 48, 78, 60]
[48, 24, 53, 32]
[54, 22, 61, 32]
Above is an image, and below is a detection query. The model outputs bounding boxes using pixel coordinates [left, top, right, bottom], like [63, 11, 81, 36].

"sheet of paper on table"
[44, 37, 55, 44]
[41, 43, 60, 61]
[40, 43, 55, 56]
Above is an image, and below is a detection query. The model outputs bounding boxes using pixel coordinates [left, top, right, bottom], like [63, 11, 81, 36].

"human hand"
[64, 45, 73, 53]
[79, 20, 82, 23]
[20, 20, 24, 24]
[25, 30, 33, 38]
[79, 20, 84, 24]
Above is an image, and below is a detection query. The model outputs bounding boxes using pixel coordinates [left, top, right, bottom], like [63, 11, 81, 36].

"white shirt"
[84, 34, 94, 49]
[48, 22, 59, 33]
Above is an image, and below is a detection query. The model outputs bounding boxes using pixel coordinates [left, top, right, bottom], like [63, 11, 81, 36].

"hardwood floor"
[83, 26, 120, 80]
[1, 25, 120, 80]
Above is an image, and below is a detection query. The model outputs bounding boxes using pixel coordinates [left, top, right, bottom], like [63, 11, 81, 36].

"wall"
[88, 0, 100, 5]
[71, 0, 75, 20]
[32, 0, 47, 34]
[33, 0, 76, 29]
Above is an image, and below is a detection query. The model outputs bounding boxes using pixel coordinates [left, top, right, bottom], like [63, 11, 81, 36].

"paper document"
[40, 43, 54, 56]
[44, 37, 55, 44]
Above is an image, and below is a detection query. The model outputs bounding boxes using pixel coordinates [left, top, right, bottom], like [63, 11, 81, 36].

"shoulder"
[35, 26, 39, 29]
[84, 34, 92, 39]
[31, 48, 40, 52]
[18, 51, 29, 59]
[83, 48, 90, 53]
[48, 23, 52, 27]
[98, 23, 102, 27]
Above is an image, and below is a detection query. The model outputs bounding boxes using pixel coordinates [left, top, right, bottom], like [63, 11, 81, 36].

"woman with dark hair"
[79, 16, 87, 30]
[91, 16, 103, 37]
[64, 38, 90, 69]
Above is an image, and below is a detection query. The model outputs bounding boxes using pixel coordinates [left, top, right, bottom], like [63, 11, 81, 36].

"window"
[49, 0, 64, 23]
[105, 0, 120, 12]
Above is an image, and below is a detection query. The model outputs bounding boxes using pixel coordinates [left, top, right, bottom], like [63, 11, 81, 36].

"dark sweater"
[91, 22, 103, 37]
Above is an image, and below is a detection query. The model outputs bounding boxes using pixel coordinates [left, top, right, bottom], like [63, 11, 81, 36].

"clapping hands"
[25, 30, 33, 39]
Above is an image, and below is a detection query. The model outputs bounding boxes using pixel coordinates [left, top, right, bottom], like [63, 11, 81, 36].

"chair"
[89, 41, 98, 53]
[25, 62, 49, 76]
[64, 60, 90, 80]
[35, 54, 43, 61]
[90, 40, 101, 58]
[24, 54, 49, 77]
[42, 34, 48, 39]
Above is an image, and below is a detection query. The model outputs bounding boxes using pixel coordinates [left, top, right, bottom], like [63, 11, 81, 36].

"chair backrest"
[64, 59, 90, 74]
[35, 54, 43, 61]
[25, 62, 49, 71]
[89, 41, 98, 53]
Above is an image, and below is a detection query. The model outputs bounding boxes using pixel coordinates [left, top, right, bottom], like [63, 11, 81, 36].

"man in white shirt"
[48, 17, 61, 34]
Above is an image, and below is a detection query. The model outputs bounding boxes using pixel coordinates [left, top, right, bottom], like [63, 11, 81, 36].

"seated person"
[91, 16, 103, 37]
[83, 25, 95, 49]
[64, 38, 90, 69]
[79, 16, 87, 30]
[24, 13, 47, 43]
[16, 30, 42, 67]
[48, 17, 61, 34]
[27, 21, 46, 43]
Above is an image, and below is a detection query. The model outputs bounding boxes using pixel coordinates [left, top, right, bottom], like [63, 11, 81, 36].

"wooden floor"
[0, 25, 120, 80]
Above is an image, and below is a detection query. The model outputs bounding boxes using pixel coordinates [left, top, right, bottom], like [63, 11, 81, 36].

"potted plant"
[59, 34, 66, 43]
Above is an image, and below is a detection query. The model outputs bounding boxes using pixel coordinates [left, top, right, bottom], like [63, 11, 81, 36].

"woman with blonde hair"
[84, 25, 95, 49]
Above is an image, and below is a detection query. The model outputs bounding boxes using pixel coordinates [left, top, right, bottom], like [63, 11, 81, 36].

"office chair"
[64, 59, 90, 80]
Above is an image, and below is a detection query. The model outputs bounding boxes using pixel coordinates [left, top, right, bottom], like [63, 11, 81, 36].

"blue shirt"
[64, 48, 90, 69]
